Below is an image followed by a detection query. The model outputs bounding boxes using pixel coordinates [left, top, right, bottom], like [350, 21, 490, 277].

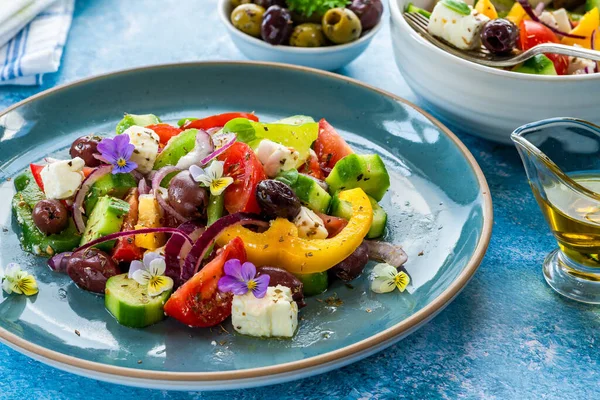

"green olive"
[289, 23, 327, 47]
[231, 4, 266, 38]
[322, 8, 362, 45]
[231, 0, 252, 7]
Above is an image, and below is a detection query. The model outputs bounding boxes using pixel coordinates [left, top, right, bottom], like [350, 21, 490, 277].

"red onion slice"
[534, 2, 544, 16]
[516, 0, 585, 39]
[200, 134, 236, 165]
[151, 166, 186, 223]
[73, 227, 193, 254]
[138, 177, 150, 195]
[366, 240, 408, 267]
[72, 165, 113, 233]
[47, 252, 72, 273]
[165, 221, 205, 287]
[181, 213, 267, 282]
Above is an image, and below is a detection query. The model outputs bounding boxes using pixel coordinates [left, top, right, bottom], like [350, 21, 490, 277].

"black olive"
[255, 179, 301, 220]
[167, 171, 208, 219]
[32, 199, 69, 235]
[480, 19, 519, 55]
[70, 135, 103, 167]
[66, 248, 120, 293]
[256, 266, 306, 308]
[328, 241, 369, 282]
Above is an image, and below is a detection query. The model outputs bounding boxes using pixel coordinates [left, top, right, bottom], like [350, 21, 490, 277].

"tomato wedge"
[316, 212, 348, 238]
[146, 123, 182, 146]
[29, 164, 45, 191]
[217, 142, 267, 214]
[182, 112, 259, 131]
[112, 189, 143, 263]
[299, 151, 324, 180]
[313, 119, 353, 172]
[519, 20, 569, 75]
[164, 237, 246, 328]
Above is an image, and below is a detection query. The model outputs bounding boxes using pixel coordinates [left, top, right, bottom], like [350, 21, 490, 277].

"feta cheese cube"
[539, 11, 559, 31]
[40, 157, 85, 199]
[231, 285, 299, 338]
[293, 206, 328, 239]
[124, 125, 160, 174]
[551, 9, 571, 34]
[428, 3, 489, 50]
[255, 139, 302, 178]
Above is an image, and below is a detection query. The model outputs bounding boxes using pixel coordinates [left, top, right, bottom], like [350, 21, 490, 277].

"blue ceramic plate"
[0, 62, 492, 391]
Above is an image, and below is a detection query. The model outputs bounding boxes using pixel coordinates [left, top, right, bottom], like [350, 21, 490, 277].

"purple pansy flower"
[218, 259, 270, 298]
[97, 134, 137, 174]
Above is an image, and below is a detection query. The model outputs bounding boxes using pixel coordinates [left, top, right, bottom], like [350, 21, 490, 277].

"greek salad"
[6, 112, 410, 339]
[407, 0, 600, 75]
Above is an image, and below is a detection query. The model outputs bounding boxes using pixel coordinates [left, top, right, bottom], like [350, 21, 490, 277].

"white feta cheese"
[551, 9, 571, 34]
[293, 206, 329, 239]
[231, 285, 298, 338]
[428, 3, 489, 50]
[255, 139, 302, 178]
[124, 125, 160, 174]
[568, 47, 597, 74]
[539, 11, 559, 31]
[40, 157, 85, 199]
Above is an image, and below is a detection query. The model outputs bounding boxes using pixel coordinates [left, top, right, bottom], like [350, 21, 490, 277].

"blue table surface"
[1, 0, 599, 398]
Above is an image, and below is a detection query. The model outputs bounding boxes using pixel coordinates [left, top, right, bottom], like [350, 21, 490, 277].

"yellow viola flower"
[129, 252, 173, 297]
[2, 263, 38, 296]
[370, 263, 411, 294]
[189, 161, 233, 196]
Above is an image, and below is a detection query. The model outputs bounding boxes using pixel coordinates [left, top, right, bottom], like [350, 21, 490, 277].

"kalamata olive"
[256, 266, 305, 307]
[32, 199, 69, 235]
[347, 0, 383, 30]
[66, 248, 120, 293]
[322, 8, 362, 44]
[261, 6, 294, 45]
[168, 171, 208, 219]
[480, 19, 519, 55]
[328, 241, 369, 282]
[256, 179, 301, 219]
[254, 0, 287, 8]
[70, 135, 103, 167]
[231, 4, 266, 38]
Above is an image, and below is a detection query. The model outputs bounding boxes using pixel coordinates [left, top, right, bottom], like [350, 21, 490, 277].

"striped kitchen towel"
[0, 0, 75, 86]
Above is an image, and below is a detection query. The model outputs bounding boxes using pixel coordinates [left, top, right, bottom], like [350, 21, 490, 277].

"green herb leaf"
[223, 118, 256, 143]
[440, 0, 471, 16]
[275, 168, 299, 186]
[177, 117, 197, 127]
[286, 0, 350, 17]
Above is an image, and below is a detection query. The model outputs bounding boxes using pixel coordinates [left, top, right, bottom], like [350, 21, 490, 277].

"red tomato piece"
[299, 151, 324, 180]
[316, 212, 348, 238]
[82, 167, 95, 178]
[112, 189, 143, 263]
[164, 237, 247, 328]
[146, 123, 182, 145]
[29, 164, 45, 191]
[519, 20, 569, 75]
[313, 119, 353, 171]
[182, 112, 259, 131]
[217, 142, 267, 214]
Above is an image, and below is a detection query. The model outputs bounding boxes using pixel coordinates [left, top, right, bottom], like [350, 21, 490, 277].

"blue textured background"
[1, 0, 599, 398]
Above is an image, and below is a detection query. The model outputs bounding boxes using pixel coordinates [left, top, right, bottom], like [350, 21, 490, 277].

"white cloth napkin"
[0, 0, 74, 86]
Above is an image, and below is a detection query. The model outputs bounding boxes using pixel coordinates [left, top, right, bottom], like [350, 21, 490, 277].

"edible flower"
[128, 252, 173, 297]
[189, 160, 233, 196]
[370, 263, 410, 294]
[218, 259, 270, 298]
[2, 263, 38, 296]
[97, 134, 138, 174]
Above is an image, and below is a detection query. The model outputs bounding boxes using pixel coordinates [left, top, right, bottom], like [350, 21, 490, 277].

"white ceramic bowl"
[389, 0, 600, 144]
[219, 0, 382, 71]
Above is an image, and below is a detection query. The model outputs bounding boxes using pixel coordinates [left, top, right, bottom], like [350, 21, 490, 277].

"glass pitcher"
[512, 118, 600, 304]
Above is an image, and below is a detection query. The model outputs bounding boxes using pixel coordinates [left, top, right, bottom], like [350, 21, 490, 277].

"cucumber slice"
[325, 154, 390, 201]
[290, 174, 331, 213]
[84, 173, 136, 213]
[295, 272, 328, 296]
[105, 274, 171, 328]
[153, 128, 197, 169]
[116, 113, 161, 135]
[406, 3, 431, 18]
[330, 194, 387, 239]
[80, 196, 130, 251]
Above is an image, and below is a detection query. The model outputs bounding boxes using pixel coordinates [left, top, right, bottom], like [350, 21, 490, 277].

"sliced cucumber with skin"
[80, 195, 130, 252]
[116, 113, 161, 135]
[330, 194, 387, 239]
[325, 154, 390, 201]
[105, 274, 171, 328]
[295, 272, 328, 296]
[153, 128, 197, 170]
[84, 173, 136, 214]
[289, 174, 331, 213]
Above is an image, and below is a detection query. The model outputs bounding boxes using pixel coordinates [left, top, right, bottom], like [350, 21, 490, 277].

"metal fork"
[404, 11, 600, 68]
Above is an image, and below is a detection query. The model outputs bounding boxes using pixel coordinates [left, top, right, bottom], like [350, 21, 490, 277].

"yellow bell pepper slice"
[506, 2, 528, 25]
[562, 7, 599, 49]
[475, 0, 498, 20]
[135, 194, 166, 250]
[216, 188, 373, 274]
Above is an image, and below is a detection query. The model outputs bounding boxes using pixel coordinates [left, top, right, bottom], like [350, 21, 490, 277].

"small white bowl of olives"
[219, 0, 383, 71]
